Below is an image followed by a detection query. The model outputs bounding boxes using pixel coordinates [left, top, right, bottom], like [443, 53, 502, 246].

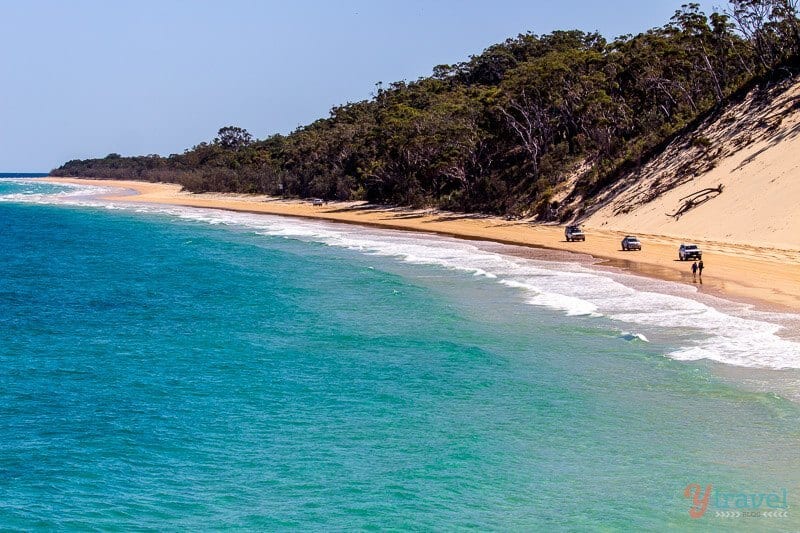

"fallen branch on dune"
[667, 184, 724, 219]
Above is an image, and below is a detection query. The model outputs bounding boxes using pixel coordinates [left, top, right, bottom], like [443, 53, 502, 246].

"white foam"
[0, 179, 116, 204]
[6, 183, 800, 370]
[620, 332, 650, 343]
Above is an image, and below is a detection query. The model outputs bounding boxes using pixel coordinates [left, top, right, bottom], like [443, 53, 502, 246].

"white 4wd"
[678, 244, 702, 261]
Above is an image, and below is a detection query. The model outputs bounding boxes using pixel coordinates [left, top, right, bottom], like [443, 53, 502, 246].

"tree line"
[51, 1, 800, 220]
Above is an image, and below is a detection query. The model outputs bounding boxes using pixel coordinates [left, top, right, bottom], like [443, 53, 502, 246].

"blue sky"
[1, 0, 720, 171]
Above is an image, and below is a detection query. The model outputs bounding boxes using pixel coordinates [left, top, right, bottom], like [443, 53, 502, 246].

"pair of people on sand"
[691, 260, 704, 282]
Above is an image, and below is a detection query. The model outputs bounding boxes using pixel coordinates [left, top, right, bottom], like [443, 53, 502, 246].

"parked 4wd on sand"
[565, 225, 585, 242]
[678, 243, 702, 261]
[621, 236, 641, 251]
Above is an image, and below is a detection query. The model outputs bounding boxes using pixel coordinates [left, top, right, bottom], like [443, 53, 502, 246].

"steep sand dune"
[586, 76, 800, 251]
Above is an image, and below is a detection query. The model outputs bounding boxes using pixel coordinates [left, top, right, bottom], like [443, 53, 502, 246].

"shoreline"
[43, 177, 800, 314]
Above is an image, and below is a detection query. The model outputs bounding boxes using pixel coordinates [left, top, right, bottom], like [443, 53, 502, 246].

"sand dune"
[586, 76, 800, 251]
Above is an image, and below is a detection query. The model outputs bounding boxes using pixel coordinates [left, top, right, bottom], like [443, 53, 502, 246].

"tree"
[49, 4, 799, 218]
[214, 126, 253, 150]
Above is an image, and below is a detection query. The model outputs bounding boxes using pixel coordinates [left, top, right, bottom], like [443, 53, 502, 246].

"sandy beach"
[44, 177, 800, 312]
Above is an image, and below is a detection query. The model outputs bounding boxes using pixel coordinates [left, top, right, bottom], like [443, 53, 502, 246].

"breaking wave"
[5, 180, 800, 370]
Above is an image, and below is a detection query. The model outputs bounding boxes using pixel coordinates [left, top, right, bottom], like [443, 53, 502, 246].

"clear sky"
[1, 0, 721, 171]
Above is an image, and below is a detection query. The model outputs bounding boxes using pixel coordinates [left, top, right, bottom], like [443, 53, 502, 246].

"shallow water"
[1, 179, 799, 529]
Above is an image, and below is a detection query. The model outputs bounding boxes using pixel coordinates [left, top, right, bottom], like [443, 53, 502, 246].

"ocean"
[1, 178, 799, 530]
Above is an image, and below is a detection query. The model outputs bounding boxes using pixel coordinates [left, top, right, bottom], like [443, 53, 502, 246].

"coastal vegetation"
[51, 1, 800, 220]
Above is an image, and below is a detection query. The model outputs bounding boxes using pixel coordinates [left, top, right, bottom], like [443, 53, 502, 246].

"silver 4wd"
[621, 236, 641, 251]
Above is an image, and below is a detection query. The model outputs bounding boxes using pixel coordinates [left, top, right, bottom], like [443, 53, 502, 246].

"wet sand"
[44, 177, 800, 313]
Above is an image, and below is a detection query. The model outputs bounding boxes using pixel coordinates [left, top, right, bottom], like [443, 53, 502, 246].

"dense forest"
[51, 1, 800, 220]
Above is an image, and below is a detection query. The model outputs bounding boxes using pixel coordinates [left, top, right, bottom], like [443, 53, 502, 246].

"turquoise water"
[1, 180, 799, 530]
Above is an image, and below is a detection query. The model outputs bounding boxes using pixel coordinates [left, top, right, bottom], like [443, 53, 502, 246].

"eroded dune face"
[586, 77, 800, 251]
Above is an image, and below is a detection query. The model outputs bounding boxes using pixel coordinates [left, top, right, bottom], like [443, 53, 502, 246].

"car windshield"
[684, 245, 698, 249]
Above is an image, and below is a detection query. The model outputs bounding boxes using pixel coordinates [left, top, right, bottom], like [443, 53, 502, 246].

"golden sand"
[587, 78, 800, 251]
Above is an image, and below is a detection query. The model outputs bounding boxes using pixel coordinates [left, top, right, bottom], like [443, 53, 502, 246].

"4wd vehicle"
[621, 236, 641, 251]
[565, 225, 585, 242]
[678, 244, 702, 261]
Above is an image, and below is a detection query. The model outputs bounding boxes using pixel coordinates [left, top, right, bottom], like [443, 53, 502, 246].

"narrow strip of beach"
[44, 177, 800, 313]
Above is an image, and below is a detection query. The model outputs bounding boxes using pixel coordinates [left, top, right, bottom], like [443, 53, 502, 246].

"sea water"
[1, 179, 799, 530]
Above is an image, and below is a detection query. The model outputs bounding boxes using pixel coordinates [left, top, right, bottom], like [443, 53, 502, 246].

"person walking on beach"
[691, 261, 698, 282]
[698, 259, 704, 281]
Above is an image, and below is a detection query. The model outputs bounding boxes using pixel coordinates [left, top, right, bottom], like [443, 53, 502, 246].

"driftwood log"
[667, 184, 724, 219]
